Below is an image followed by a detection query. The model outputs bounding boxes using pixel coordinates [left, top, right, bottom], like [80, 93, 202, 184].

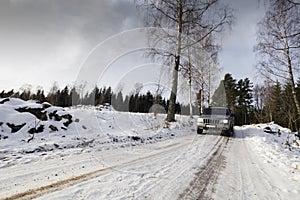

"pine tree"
[129, 94, 135, 112]
[236, 78, 253, 125]
[223, 73, 237, 110]
[60, 86, 70, 107]
[70, 87, 80, 106]
[268, 81, 285, 126]
[123, 95, 130, 112]
[35, 89, 46, 103]
[0, 89, 14, 98]
[145, 91, 154, 112]
[104, 87, 112, 104]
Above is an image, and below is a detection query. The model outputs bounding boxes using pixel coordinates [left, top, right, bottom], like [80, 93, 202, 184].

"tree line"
[3, 71, 300, 129]
[0, 85, 181, 114]
[253, 80, 300, 132]
[212, 72, 300, 131]
[0, 85, 112, 107]
[0, 73, 258, 127]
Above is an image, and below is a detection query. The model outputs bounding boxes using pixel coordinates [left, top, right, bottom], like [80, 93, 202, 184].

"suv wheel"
[221, 130, 231, 137]
[197, 127, 203, 134]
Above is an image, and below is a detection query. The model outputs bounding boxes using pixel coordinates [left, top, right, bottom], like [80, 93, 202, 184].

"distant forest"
[0, 83, 183, 116]
[2, 73, 300, 130]
[218, 74, 300, 131]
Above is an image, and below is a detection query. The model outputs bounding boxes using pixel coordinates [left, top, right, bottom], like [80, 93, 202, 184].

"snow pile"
[70, 109, 194, 150]
[0, 98, 195, 167]
[0, 98, 73, 135]
[236, 123, 300, 171]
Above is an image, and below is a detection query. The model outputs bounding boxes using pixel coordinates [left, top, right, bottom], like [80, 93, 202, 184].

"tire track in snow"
[213, 128, 296, 199]
[1, 137, 200, 200]
[240, 129, 282, 199]
[179, 135, 229, 199]
[131, 135, 223, 199]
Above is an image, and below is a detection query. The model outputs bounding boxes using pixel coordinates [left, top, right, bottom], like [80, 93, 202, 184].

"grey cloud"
[0, 0, 142, 43]
[0, 0, 143, 91]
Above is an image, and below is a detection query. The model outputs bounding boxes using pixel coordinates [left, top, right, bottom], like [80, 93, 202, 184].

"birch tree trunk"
[166, 1, 182, 122]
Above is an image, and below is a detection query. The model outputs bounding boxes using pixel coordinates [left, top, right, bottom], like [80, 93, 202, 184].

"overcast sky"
[0, 0, 265, 94]
[220, 0, 265, 82]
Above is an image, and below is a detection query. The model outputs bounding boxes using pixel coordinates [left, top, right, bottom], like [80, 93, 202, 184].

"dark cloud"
[0, 0, 143, 91]
[0, 0, 142, 45]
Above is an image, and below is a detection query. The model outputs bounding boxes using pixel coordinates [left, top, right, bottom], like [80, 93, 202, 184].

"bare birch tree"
[136, 0, 233, 122]
[255, 0, 300, 128]
[180, 36, 220, 117]
[287, 0, 300, 6]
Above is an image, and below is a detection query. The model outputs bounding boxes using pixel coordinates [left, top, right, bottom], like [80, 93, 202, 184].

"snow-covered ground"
[0, 98, 188, 162]
[1, 98, 300, 199]
[214, 124, 300, 200]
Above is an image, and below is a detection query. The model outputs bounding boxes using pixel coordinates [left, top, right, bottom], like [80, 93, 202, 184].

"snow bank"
[235, 123, 300, 172]
[0, 98, 196, 167]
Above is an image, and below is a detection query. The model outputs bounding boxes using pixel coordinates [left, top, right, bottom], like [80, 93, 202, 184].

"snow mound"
[236, 123, 300, 171]
[254, 122, 300, 150]
[0, 99, 196, 166]
[0, 98, 73, 135]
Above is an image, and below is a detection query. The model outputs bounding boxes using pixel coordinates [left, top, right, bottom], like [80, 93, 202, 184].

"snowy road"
[1, 133, 227, 200]
[214, 128, 300, 200]
[1, 128, 299, 199]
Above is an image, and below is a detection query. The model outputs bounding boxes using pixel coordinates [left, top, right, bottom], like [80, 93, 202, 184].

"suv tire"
[197, 127, 204, 134]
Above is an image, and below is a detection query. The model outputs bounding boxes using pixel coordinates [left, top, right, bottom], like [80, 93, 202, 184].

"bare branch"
[255, 0, 300, 121]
